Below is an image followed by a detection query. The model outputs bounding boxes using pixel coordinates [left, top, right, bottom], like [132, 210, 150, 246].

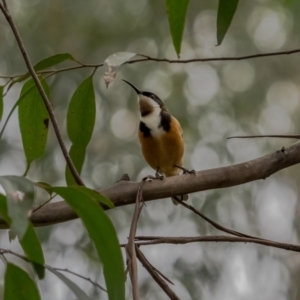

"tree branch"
[0, 3, 84, 186]
[0, 140, 297, 229]
[131, 236, 300, 252]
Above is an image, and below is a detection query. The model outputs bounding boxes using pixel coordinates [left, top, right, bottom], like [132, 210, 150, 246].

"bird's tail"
[171, 194, 189, 205]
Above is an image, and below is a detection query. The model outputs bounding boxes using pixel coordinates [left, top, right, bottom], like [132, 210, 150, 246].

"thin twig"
[228, 134, 300, 140]
[1, 47, 300, 82]
[0, 3, 84, 186]
[54, 268, 107, 292]
[132, 235, 300, 252]
[0, 248, 106, 292]
[32, 194, 57, 213]
[135, 245, 180, 300]
[175, 198, 264, 240]
[125, 182, 145, 300]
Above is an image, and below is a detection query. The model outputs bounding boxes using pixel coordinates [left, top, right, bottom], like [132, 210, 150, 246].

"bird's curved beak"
[122, 79, 142, 95]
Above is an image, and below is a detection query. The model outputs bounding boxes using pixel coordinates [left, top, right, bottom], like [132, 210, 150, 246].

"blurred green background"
[1, 0, 300, 299]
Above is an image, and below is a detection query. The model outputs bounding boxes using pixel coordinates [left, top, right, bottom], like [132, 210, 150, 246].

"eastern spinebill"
[122, 79, 194, 204]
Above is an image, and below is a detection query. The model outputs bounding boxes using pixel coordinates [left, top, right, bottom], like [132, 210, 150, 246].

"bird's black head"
[122, 79, 164, 108]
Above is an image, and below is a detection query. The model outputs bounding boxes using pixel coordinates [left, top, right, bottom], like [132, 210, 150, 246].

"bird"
[122, 79, 194, 204]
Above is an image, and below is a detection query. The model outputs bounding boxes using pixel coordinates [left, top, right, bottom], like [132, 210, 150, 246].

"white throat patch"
[140, 105, 164, 137]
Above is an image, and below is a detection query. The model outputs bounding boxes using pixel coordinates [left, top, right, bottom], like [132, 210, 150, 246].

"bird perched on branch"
[122, 79, 194, 204]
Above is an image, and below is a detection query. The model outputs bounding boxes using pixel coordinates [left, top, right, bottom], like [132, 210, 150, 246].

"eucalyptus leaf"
[0, 194, 45, 279]
[46, 266, 93, 300]
[65, 76, 95, 186]
[18, 79, 50, 173]
[166, 0, 190, 57]
[4, 263, 41, 300]
[53, 187, 125, 300]
[217, 0, 239, 45]
[0, 176, 34, 239]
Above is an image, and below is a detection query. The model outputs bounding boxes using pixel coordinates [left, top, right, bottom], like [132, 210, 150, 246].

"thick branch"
[0, 141, 298, 229]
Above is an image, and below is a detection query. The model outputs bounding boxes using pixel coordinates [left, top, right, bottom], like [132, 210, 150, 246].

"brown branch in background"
[125, 183, 145, 300]
[54, 268, 107, 292]
[133, 236, 300, 252]
[0, 139, 297, 229]
[0, 4, 84, 186]
[176, 198, 264, 240]
[228, 134, 300, 140]
[1, 48, 300, 82]
[135, 246, 180, 300]
[0, 247, 106, 292]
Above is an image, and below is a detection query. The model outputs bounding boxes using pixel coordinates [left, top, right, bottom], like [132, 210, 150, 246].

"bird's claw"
[174, 165, 196, 176]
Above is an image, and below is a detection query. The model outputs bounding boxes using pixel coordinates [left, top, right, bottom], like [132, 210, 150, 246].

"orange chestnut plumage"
[122, 79, 191, 204]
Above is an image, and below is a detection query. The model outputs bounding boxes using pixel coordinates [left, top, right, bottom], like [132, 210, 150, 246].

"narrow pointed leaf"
[70, 186, 114, 208]
[4, 263, 41, 300]
[17, 53, 75, 83]
[46, 266, 92, 300]
[18, 79, 50, 171]
[53, 187, 125, 300]
[65, 144, 86, 186]
[0, 82, 36, 140]
[34, 53, 75, 72]
[0, 85, 4, 121]
[0, 176, 34, 239]
[166, 0, 190, 57]
[0, 194, 45, 279]
[217, 0, 239, 45]
[65, 77, 95, 186]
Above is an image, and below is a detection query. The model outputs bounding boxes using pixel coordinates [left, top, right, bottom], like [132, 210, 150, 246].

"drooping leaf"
[18, 79, 50, 172]
[166, 0, 190, 57]
[70, 186, 114, 208]
[65, 77, 95, 186]
[34, 53, 75, 72]
[53, 187, 125, 300]
[103, 52, 137, 87]
[34, 181, 53, 196]
[0, 176, 34, 239]
[46, 266, 93, 300]
[4, 263, 41, 300]
[0, 85, 4, 121]
[0, 194, 45, 279]
[0, 81, 36, 140]
[20, 223, 45, 279]
[216, 0, 239, 45]
[65, 144, 86, 186]
[17, 53, 75, 83]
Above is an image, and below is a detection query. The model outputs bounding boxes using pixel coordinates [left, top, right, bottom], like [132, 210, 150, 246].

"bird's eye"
[150, 95, 155, 99]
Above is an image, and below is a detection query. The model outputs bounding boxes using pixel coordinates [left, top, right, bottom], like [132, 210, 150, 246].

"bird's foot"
[174, 165, 196, 175]
[143, 171, 164, 182]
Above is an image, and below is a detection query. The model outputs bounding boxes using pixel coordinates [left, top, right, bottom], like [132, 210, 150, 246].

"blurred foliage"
[0, 0, 300, 299]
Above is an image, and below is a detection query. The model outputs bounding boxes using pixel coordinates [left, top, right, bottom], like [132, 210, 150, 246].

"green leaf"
[20, 223, 45, 279]
[34, 53, 75, 72]
[0, 176, 34, 239]
[216, 0, 239, 45]
[34, 181, 53, 196]
[0, 194, 45, 279]
[0, 85, 4, 121]
[70, 186, 114, 208]
[0, 82, 36, 140]
[18, 79, 50, 172]
[53, 187, 125, 300]
[166, 0, 190, 57]
[46, 266, 93, 300]
[65, 144, 86, 186]
[65, 77, 95, 186]
[67, 76, 95, 145]
[4, 263, 41, 300]
[17, 53, 75, 83]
